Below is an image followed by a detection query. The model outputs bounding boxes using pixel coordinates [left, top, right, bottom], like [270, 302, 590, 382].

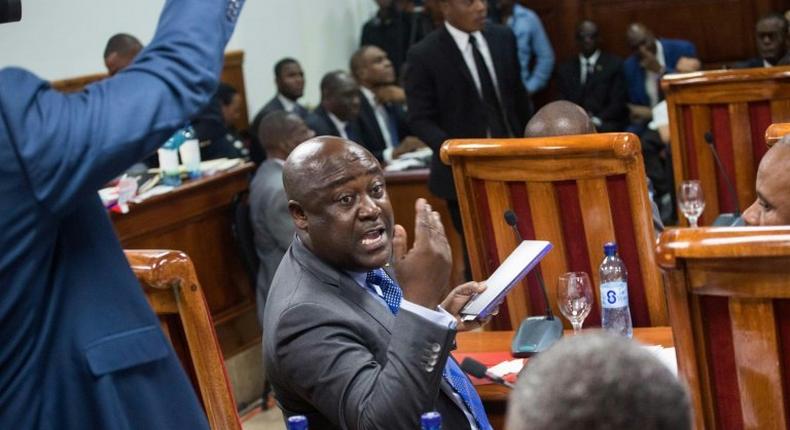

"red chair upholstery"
[658, 227, 790, 429]
[662, 66, 790, 225]
[441, 134, 666, 330]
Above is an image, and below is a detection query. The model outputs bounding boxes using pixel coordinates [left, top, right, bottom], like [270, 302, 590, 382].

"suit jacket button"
[425, 364, 435, 373]
[430, 342, 441, 352]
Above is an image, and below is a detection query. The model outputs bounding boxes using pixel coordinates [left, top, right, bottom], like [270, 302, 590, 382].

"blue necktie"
[365, 269, 492, 429]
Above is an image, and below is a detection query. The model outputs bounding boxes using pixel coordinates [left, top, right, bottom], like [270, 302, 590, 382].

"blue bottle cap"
[603, 242, 617, 256]
[287, 415, 308, 430]
[421, 411, 441, 426]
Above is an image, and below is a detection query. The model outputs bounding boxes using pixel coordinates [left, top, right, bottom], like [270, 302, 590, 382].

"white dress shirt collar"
[327, 111, 349, 139]
[443, 21, 500, 102]
[277, 93, 298, 113]
[444, 20, 483, 53]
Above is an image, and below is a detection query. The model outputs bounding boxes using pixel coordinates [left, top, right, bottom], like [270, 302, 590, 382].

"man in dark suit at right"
[405, 0, 530, 237]
[305, 70, 363, 141]
[556, 20, 628, 133]
[734, 13, 788, 69]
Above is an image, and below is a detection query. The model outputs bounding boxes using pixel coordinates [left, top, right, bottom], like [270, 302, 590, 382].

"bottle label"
[600, 281, 629, 309]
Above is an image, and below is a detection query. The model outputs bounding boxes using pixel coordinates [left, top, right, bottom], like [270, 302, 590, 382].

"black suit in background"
[248, 96, 309, 164]
[556, 52, 629, 133]
[304, 106, 363, 141]
[356, 92, 410, 161]
[406, 24, 531, 201]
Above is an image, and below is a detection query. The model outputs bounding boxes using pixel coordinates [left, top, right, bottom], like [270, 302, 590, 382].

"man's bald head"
[257, 111, 315, 161]
[626, 23, 657, 56]
[103, 33, 143, 76]
[283, 136, 377, 203]
[319, 70, 361, 121]
[743, 136, 790, 226]
[524, 101, 596, 137]
[283, 136, 393, 271]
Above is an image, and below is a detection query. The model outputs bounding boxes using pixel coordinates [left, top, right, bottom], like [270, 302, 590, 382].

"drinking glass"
[557, 272, 593, 334]
[678, 180, 705, 227]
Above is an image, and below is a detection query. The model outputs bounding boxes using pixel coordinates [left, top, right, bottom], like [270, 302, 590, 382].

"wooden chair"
[766, 122, 790, 148]
[126, 250, 242, 430]
[657, 227, 790, 430]
[662, 66, 790, 226]
[441, 133, 666, 330]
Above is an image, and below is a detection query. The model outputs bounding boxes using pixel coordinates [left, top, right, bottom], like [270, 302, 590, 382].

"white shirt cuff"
[400, 300, 457, 329]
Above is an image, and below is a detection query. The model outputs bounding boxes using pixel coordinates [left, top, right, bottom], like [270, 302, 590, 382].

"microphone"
[703, 132, 744, 226]
[460, 357, 515, 389]
[504, 210, 553, 320]
[503, 210, 563, 357]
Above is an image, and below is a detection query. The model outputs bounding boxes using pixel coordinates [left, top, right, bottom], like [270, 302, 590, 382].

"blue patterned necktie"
[365, 268, 492, 429]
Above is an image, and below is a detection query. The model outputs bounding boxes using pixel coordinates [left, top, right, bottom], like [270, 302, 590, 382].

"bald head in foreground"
[524, 100, 595, 137]
[507, 332, 691, 430]
[265, 136, 494, 428]
[743, 135, 790, 225]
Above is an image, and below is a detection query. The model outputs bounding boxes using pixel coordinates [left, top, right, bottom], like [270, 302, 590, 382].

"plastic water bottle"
[286, 415, 308, 430]
[421, 411, 441, 430]
[599, 242, 633, 338]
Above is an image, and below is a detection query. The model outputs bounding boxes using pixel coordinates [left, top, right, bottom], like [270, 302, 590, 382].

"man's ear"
[289, 200, 308, 231]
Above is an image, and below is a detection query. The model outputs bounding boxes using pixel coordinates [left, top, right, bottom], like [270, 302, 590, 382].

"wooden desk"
[455, 327, 674, 429]
[385, 169, 466, 287]
[112, 163, 258, 359]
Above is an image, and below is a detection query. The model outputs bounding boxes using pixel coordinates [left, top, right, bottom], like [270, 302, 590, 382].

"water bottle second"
[286, 415, 308, 430]
[421, 411, 441, 430]
[599, 242, 633, 338]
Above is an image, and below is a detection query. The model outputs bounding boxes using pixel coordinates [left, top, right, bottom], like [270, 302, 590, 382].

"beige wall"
[0, 0, 378, 114]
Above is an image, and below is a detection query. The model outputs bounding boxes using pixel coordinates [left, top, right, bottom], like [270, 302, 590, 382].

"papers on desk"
[384, 147, 432, 171]
[642, 345, 678, 376]
[147, 157, 243, 176]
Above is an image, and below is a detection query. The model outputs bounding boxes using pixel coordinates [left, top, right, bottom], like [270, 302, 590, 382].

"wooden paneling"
[529, 0, 784, 68]
[112, 164, 259, 359]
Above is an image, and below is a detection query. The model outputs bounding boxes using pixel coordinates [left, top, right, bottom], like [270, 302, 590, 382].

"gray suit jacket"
[249, 159, 293, 324]
[263, 238, 474, 429]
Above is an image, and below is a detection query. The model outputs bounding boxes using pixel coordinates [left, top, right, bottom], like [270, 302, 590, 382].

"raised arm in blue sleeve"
[0, 0, 244, 217]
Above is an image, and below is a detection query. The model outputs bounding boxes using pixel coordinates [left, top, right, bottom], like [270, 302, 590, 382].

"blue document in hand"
[460, 240, 552, 321]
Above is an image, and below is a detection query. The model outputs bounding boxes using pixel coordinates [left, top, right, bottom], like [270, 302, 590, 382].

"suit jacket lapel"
[291, 238, 395, 334]
[438, 27, 477, 92]
[317, 106, 341, 136]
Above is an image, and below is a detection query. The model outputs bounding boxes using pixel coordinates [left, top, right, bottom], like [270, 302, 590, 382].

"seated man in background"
[623, 23, 699, 129]
[735, 13, 788, 69]
[264, 136, 493, 429]
[249, 58, 308, 164]
[556, 20, 628, 133]
[506, 332, 691, 430]
[103, 33, 143, 76]
[305, 70, 363, 140]
[743, 135, 790, 226]
[524, 100, 664, 233]
[350, 45, 427, 163]
[250, 111, 314, 318]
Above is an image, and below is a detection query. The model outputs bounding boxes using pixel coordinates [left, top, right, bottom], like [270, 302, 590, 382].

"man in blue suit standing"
[623, 23, 699, 130]
[0, 0, 243, 428]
